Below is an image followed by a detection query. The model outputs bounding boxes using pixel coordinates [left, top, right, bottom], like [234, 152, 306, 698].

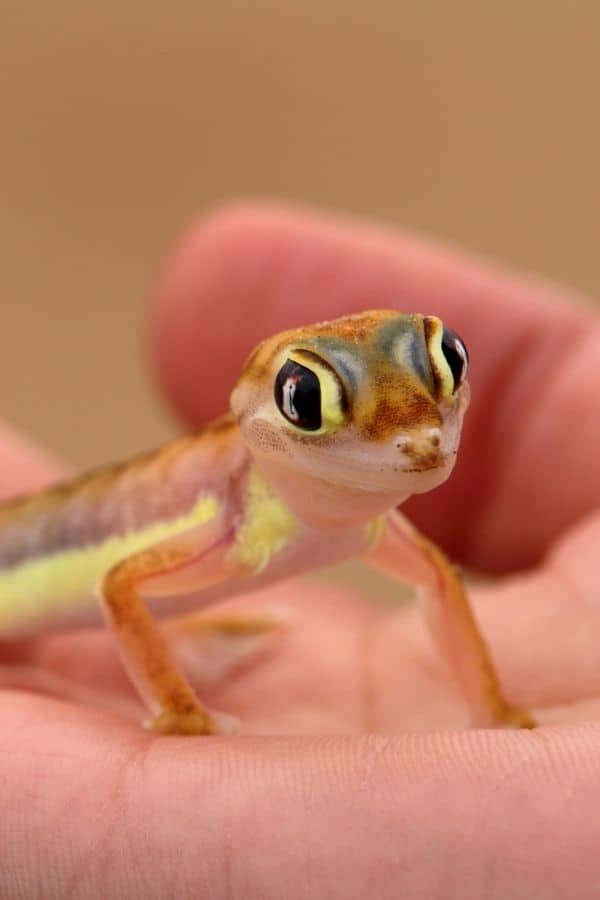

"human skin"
[2, 205, 600, 899]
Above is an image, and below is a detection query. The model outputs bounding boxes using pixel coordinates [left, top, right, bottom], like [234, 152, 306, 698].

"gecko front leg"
[365, 509, 536, 729]
[101, 513, 244, 736]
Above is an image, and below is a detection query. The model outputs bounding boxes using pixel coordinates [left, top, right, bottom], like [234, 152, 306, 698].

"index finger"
[150, 204, 599, 572]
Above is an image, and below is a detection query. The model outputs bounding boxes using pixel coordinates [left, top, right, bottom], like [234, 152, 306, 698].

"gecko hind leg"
[164, 607, 288, 689]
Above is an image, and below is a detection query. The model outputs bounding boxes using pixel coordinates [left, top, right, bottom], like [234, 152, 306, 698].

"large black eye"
[274, 359, 321, 430]
[441, 327, 469, 391]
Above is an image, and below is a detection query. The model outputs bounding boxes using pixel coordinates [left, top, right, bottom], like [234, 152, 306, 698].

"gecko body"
[0, 310, 534, 734]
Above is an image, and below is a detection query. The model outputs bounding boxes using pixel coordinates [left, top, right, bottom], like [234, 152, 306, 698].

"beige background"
[1, 2, 598, 468]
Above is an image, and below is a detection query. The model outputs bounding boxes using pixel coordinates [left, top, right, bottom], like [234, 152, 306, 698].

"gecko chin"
[295, 443, 456, 501]
[352, 455, 455, 496]
[394, 459, 455, 492]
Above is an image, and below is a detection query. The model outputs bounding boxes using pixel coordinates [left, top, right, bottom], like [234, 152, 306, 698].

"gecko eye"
[441, 328, 469, 391]
[274, 359, 322, 430]
[424, 315, 469, 399]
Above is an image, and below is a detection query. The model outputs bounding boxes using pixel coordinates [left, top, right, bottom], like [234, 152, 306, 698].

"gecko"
[0, 309, 535, 735]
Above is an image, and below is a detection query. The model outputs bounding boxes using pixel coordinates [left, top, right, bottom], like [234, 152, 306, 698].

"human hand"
[3, 205, 600, 898]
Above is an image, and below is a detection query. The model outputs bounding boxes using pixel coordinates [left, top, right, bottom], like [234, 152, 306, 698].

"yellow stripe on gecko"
[0, 493, 219, 634]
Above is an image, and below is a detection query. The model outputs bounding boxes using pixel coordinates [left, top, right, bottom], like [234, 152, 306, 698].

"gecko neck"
[249, 456, 406, 530]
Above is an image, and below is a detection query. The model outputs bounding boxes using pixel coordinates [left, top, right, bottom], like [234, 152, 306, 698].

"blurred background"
[1, 2, 598, 468]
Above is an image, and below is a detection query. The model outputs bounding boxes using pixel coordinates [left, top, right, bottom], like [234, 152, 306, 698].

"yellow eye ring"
[424, 317, 469, 398]
[279, 349, 347, 433]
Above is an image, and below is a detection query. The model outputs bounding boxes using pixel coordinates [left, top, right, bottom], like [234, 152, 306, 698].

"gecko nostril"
[396, 431, 443, 467]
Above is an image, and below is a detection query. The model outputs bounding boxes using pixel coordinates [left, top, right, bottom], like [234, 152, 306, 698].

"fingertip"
[150, 201, 310, 425]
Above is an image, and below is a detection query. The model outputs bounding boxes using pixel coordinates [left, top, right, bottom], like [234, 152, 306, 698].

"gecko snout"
[396, 429, 443, 469]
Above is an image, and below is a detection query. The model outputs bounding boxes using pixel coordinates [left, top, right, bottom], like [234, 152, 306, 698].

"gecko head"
[230, 310, 469, 526]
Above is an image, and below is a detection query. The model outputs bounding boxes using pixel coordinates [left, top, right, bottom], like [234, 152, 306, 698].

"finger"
[471, 510, 600, 714]
[0, 420, 66, 500]
[2, 692, 600, 899]
[150, 204, 599, 572]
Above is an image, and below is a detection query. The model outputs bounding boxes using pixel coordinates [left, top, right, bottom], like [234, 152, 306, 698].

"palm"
[3, 204, 600, 898]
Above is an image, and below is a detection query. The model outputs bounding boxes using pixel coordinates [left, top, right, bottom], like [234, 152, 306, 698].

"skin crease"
[2, 205, 600, 899]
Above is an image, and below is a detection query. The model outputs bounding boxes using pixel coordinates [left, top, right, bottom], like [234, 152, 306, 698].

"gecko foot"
[496, 705, 537, 730]
[145, 707, 239, 737]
